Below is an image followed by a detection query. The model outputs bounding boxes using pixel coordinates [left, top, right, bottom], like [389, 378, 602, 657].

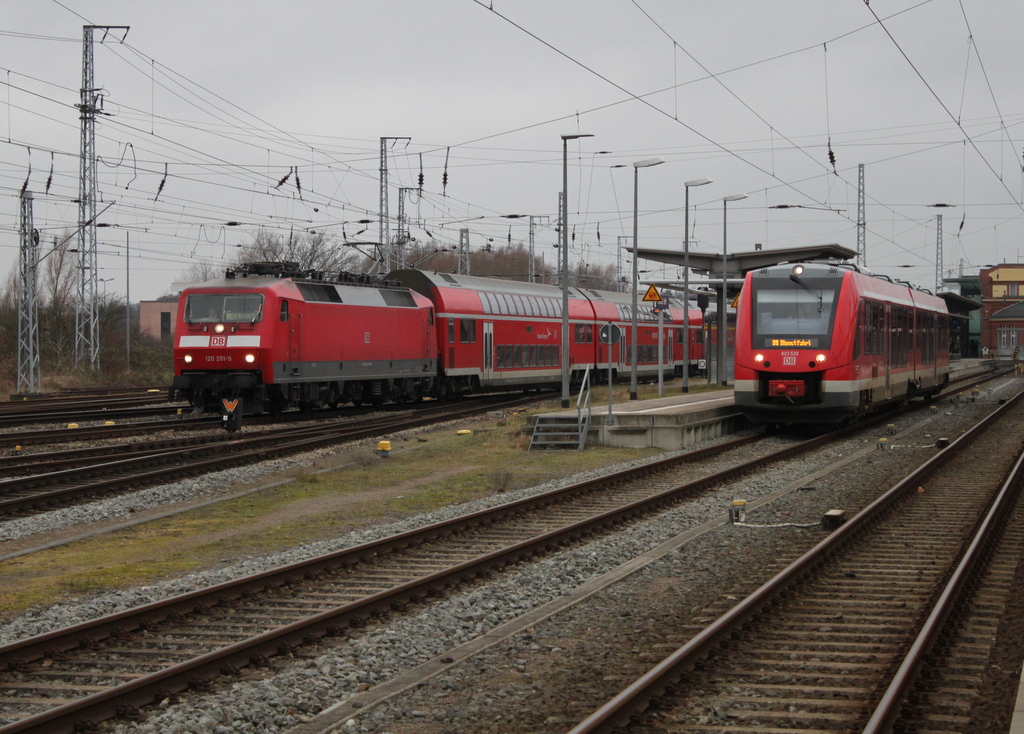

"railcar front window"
[751, 278, 841, 349]
[186, 293, 264, 324]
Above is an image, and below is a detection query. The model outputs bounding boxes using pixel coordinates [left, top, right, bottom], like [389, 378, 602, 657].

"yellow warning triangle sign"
[642, 284, 662, 302]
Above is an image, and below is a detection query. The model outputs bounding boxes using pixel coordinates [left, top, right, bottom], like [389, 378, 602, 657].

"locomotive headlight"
[214, 323, 225, 334]
[815, 353, 826, 363]
[754, 353, 764, 363]
[183, 354, 193, 363]
[245, 353, 256, 363]
[793, 265, 805, 275]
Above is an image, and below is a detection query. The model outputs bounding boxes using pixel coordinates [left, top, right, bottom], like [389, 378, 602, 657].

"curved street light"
[561, 133, 593, 408]
[682, 177, 712, 393]
[629, 157, 665, 401]
[719, 193, 747, 386]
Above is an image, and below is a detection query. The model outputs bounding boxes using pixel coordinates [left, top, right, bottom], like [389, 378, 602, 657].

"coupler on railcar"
[171, 371, 266, 429]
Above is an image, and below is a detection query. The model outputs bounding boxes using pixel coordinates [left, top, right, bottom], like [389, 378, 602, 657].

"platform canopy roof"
[939, 291, 981, 314]
[633, 243, 857, 280]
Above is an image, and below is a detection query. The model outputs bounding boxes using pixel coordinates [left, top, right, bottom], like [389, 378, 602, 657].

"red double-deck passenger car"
[390, 269, 703, 394]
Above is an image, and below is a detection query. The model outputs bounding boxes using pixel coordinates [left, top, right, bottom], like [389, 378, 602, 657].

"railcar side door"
[281, 298, 300, 375]
[663, 323, 674, 372]
[482, 321, 494, 381]
[884, 304, 892, 399]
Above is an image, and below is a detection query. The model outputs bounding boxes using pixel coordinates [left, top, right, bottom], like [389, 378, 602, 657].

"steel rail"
[0, 395, 944, 734]
[0, 394, 166, 413]
[7, 386, 166, 401]
[0, 430, 227, 475]
[0, 416, 214, 449]
[861, 415, 1024, 733]
[0, 398, 423, 450]
[0, 396, 494, 472]
[566, 386, 1024, 734]
[0, 404, 186, 430]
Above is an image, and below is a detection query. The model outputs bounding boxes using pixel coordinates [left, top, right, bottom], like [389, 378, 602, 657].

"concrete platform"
[589, 390, 746, 450]
[528, 389, 746, 451]
[529, 358, 999, 451]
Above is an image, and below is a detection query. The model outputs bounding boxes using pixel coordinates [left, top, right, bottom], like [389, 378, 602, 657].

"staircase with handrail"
[528, 367, 592, 451]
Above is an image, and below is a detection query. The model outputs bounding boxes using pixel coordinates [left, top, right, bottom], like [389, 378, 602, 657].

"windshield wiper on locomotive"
[789, 273, 823, 312]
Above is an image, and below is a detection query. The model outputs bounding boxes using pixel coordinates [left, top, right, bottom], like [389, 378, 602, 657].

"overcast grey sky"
[2, 0, 1022, 299]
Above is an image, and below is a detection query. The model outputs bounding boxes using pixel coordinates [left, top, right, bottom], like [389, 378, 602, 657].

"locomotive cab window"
[750, 276, 841, 349]
[279, 300, 289, 321]
[186, 293, 264, 324]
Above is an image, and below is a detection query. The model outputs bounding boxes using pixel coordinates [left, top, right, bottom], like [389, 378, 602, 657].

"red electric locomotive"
[733, 260, 950, 425]
[172, 262, 437, 423]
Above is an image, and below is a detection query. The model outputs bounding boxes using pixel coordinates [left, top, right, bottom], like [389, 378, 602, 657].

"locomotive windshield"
[750, 276, 841, 349]
[185, 293, 264, 324]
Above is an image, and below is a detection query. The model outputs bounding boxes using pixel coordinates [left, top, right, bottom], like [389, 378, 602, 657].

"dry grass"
[0, 381, 726, 616]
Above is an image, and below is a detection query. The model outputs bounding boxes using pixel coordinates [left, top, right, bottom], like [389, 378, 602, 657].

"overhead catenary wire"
[471, 0, 977, 269]
[2, 2, 1019, 292]
[862, 2, 1024, 213]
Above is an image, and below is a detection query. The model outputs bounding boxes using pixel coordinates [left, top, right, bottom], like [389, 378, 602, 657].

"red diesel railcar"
[733, 260, 950, 425]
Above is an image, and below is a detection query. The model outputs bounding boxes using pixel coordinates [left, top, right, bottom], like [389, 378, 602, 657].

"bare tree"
[178, 260, 222, 285]
[39, 232, 78, 366]
[233, 229, 361, 273]
[570, 259, 618, 291]
[393, 241, 618, 291]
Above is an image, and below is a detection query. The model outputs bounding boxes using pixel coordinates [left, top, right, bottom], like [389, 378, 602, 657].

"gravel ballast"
[1, 380, 1019, 734]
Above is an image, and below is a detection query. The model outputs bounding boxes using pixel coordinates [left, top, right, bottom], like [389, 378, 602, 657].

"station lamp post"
[629, 157, 665, 401]
[682, 177, 712, 393]
[719, 193, 747, 386]
[560, 133, 593, 408]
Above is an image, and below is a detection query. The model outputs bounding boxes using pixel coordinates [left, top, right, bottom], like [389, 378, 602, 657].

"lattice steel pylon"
[75, 25, 128, 371]
[378, 136, 410, 273]
[935, 213, 943, 293]
[458, 228, 470, 275]
[528, 215, 548, 284]
[857, 163, 866, 268]
[18, 190, 40, 394]
[395, 187, 418, 270]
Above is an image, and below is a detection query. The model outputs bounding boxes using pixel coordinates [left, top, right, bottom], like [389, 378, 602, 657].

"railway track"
[0, 397, 436, 450]
[8, 386, 167, 401]
[0, 395, 536, 520]
[567, 384, 1024, 733]
[0, 402, 187, 431]
[0, 385, 995, 733]
[0, 415, 217, 450]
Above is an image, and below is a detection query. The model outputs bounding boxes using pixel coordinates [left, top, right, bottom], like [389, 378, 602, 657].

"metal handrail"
[576, 367, 592, 450]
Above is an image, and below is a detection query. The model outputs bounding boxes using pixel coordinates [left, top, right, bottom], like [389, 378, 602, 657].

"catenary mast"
[75, 25, 128, 371]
